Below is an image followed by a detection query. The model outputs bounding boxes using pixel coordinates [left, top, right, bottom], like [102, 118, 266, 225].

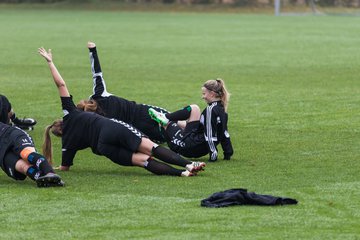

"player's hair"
[42, 119, 63, 164]
[77, 99, 97, 112]
[77, 99, 104, 115]
[203, 78, 230, 112]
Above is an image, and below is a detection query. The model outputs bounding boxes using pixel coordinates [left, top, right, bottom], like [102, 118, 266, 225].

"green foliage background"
[0, 6, 359, 239]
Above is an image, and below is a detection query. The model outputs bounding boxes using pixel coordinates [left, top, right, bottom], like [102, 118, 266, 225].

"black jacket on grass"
[201, 188, 298, 208]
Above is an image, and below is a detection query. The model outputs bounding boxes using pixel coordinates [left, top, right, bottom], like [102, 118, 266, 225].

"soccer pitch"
[0, 6, 359, 239]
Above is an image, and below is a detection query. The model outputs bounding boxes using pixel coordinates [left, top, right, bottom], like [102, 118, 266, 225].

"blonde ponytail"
[42, 119, 63, 165]
[42, 125, 54, 165]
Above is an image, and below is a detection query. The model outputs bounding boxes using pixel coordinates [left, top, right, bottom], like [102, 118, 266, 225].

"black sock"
[152, 146, 191, 167]
[27, 152, 54, 175]
[165, 106, 191, 121]
[26, 166, 42, 181]
[144, 158, 183, 176]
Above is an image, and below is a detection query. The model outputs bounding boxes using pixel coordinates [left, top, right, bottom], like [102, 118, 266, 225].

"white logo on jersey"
[200, 115, 204, 124]
[171, 139, 185, 147]
[110, 118, 142, 138]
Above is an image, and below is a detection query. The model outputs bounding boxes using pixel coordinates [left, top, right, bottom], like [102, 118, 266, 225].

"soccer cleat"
[12, 117, 37, 130]
[186, 162, 206, 173]
[181, 170, 196, 177]
[148, 108, 169, 126]
[36, 173, 65, 188]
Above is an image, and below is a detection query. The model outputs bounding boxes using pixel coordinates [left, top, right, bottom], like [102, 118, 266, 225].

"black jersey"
[0, 122, 12, 162]
[0, 94, 12, 124]
[0, 122, 11, 138]
[93, 95, 138, 124]
[199, 101, 233, 161]
[61, 96, 107, 167]
[60, 96, 143, 167]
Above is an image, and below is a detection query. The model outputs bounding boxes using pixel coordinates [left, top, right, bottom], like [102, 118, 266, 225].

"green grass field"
[0, 5, 359, 240]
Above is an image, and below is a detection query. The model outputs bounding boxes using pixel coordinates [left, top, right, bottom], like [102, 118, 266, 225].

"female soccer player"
[76, 42, 169, 143]
[149, 78, 234, 162]
[0, 97, 64, 187]
[38, 47, 205, 177]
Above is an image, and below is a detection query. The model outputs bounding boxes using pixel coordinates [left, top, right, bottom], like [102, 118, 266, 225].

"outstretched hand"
[87, 41, 96, 49]
[38, 47, 53, 63]
[38, 46, 70, 97]
[54, 165, 70, 171]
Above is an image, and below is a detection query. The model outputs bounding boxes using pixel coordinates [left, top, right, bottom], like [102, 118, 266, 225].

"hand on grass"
[54, 165, 70, 171]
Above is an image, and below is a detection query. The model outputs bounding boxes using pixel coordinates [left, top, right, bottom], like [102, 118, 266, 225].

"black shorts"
[2, 151, 26, 181]
[165, 121, 209, 158]
[7, 127, 35, 154]
[0, 127, 35, 172]
[97, 119, 143, 166]
[133, 104, 168, 143]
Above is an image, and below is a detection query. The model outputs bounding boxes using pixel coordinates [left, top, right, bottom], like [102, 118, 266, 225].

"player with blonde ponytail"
[149, 78, 233, 162]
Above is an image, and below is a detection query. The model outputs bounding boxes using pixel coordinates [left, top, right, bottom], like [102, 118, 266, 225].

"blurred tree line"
[1, 0, 360, 7]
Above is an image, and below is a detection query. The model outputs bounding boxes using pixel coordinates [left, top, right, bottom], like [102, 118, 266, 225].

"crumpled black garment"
[201, 188, 298, 208]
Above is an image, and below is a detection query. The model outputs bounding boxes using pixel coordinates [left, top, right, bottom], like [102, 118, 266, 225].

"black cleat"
[12, 117, 37, 127]
[36, 173, 65, 188]
[12, 117, 37, 131]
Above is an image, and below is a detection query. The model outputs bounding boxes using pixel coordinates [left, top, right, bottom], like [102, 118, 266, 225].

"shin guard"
[26, 152, 53, 175]
[26, 166, 41, 181]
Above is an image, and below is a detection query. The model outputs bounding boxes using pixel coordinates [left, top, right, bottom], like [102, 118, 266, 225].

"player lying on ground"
[0, 97, 64, 187]
[149, 78, 234, 162]
[38, 47, 205, 177]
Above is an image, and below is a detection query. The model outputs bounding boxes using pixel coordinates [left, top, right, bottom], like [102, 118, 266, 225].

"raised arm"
[38, 47, 70, 97]
[88, 41, 111, 98]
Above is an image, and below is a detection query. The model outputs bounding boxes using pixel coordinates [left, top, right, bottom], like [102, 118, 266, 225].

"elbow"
[56, 82, 66, 89]
[56, 82, 65, 87]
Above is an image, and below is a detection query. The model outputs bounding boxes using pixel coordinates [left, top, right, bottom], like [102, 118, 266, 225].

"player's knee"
[188, 104, 201, 119]
[189, 104, 200, 114]
[14, 159, 30, 175]
[138, 138, 154, 155]
[132, 153, 150, 167]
